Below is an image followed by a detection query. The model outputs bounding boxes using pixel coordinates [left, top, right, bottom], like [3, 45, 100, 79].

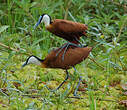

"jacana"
[22, 44, 92, 96]
[34, 14, 88, 60]
[34, 14, 88, 44]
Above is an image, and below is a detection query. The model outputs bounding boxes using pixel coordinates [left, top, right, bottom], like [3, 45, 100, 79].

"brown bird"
[34, 14, 88, 60]
[22, 44, 92, 96]
[34, 14, 88, 44]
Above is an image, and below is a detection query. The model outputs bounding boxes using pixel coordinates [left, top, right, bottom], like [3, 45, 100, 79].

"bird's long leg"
[55, 69, 69, 90]
[45, 69, 69, 92]
[61, 43, 70, 61]
[74, 76, 82, 96]
[73, 67, 82, 96]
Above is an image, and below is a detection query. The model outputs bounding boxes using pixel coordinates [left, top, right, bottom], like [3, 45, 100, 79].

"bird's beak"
[21, 62, 27, 68]
[34, 16, 42, 29]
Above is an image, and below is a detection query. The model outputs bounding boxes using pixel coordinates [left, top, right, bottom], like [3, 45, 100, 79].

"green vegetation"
[0, 0, 127, 109]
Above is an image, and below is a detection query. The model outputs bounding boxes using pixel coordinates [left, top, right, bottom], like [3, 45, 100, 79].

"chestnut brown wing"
[47, 19, 88, 41]
[44, 46, 92, 69]
[53, 19, 87, 33]
[61, 47, 92, 68]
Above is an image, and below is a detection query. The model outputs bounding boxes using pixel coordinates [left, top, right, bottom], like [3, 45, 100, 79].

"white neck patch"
[27, 56, 41, 66]
[42, 14, 50, 27]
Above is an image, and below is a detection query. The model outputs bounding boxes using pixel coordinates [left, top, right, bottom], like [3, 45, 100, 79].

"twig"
[117, 17, 127, 42]
[68, 96, 84, 99]
[0, 42, 18, 52]
[22, 94, 42, 98]
[88, 56, 106, 70]
[64, 0, 72, 20]
[97, 98, 117, 102]
[68, 96, 117, 102]
[0, 42, 31, 56]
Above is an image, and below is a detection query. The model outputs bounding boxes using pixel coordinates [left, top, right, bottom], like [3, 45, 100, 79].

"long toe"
[73, 91, 80, 97]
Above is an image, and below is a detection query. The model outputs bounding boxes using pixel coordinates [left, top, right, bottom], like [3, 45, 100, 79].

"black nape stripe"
[26, 55, 44, 64]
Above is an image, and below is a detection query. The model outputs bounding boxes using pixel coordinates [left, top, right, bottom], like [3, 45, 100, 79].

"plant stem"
[88, 56, 106, 70]
[0, 42, 31, 55]
[64, 0, 72, 20]
[0, 42, 18, 52]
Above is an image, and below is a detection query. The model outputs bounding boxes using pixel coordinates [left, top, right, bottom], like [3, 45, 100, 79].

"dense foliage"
[0, 0, 127, 109]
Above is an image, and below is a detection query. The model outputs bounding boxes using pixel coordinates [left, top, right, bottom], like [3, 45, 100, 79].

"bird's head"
[34, 14, 52, 29]
[22, 55, 43, 68]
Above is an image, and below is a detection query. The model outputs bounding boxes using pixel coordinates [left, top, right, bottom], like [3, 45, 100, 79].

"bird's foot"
[56, 43, 67, 57]
[61, 42, 81, 61]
